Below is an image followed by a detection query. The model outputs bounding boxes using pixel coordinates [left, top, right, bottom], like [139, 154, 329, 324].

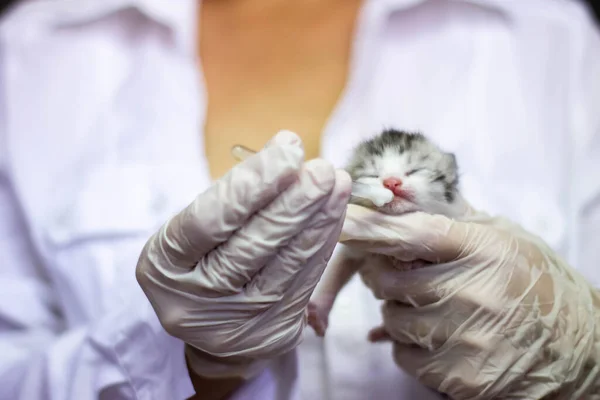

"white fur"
[307, 134, 466, 337]
[353, 149, 462, 218]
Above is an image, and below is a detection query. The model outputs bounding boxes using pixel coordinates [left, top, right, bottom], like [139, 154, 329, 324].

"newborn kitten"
[307, 129, 467, 337]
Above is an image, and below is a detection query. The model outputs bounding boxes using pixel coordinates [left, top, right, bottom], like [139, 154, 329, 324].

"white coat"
[1, 0, 599, 399]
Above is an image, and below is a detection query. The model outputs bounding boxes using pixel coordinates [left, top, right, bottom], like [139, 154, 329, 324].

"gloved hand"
[136, 130, 351, 379]
[339, 204, 600, 399]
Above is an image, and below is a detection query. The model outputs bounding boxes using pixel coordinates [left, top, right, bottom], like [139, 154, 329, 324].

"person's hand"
[340, 204, 600, 399]
[136, 130, 351, 379]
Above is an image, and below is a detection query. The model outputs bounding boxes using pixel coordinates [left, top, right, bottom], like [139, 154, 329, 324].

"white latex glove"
[136, 130, 351, 379]
[339, 204, 600, 399]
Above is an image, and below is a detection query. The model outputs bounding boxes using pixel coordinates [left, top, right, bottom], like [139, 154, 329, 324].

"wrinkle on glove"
[137, 130, 352, 379]
[340, 204, 600, 399]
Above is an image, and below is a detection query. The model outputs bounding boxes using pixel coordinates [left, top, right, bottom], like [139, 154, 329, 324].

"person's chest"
[199, 0, 363, 179]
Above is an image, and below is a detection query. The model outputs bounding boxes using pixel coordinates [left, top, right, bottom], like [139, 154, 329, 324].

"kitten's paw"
[307, 301, 329, 337]
[367, 325, 392, 342]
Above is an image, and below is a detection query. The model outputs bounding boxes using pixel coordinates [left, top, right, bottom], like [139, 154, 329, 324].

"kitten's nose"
[383, 177, 403, 191]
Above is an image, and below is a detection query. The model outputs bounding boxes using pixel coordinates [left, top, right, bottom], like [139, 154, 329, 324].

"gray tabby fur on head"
[345, 129, 463, 217]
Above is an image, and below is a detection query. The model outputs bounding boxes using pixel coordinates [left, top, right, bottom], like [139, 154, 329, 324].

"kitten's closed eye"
[406, 168, 423, 176]
[357, 173, 380, 179]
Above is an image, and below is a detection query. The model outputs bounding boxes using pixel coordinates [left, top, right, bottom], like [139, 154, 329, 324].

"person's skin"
[201, 0, 363, 179]
[187, 0, 363, 398]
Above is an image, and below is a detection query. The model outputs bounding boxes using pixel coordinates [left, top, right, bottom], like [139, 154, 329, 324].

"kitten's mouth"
[391, 189, 414, 202]
[376, 190, 415, 211]
[377, 191, 419, 215]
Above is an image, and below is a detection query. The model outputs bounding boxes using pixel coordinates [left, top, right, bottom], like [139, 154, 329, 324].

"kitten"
[307, 128, 467, 337]
[345, 129, 463, 217]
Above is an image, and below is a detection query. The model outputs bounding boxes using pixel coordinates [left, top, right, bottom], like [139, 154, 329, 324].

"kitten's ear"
[444, 152, 457, 168]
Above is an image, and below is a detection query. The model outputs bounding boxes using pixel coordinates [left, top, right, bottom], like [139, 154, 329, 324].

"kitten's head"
[345, 129, 460, 216]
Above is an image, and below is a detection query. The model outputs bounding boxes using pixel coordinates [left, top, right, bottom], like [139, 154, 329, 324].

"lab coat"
[0, 0, 599, 399]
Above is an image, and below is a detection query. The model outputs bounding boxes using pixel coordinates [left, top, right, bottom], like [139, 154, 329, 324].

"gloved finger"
[246, 169, 351, 297]
[358, 254, 456, 304]
[390, 343, 459, 395]
[193, 207, 346, 357]
[367, 325, 393, 342]
[262, 129, 304, 152]
[198, 159, 338, 293]
[340, 205, 496, 264]
[159, 130, 304, 267]
[380, 281, 505, 351]
[391, 336, 519, 398]
[290, 216, 346, 301]
[229, 217, 348, 354]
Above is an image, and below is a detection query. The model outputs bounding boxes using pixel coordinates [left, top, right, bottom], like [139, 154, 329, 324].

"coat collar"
[0, 0, 197, 55]
[1, 0, 509, 54]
